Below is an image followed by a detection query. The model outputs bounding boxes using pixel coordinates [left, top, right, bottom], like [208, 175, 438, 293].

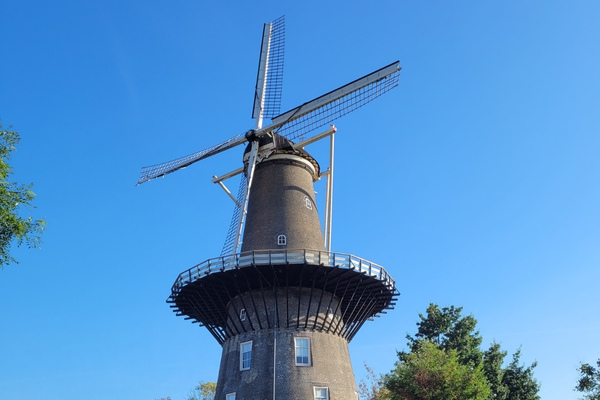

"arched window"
[277, 235, 287, 246]
[305, 197, 313, 210]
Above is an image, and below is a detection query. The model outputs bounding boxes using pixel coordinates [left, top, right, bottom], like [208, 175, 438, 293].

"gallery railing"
[171, 249, 395, 293]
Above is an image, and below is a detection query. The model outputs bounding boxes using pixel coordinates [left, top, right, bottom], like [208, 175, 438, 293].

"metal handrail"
[171, 249, 395, 294]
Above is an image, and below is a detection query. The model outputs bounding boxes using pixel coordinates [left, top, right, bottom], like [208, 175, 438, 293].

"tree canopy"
[575, 358, 600, 400]
[376, 304, 540, 400]
[187, 381, 216, 400]
[385, 341, 490, 400]
[404, 304, 483, 367]
[0, 122, 45, 267]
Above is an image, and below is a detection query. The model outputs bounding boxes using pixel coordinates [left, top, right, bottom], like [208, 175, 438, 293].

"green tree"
[0, 122, 45, 267]
[404, 304, 483, 367]
[482, 342, 509, 400]
[186, 381, 216, 400]
[392, 304, 540, 400]
[384, 341, 490, 400]
[502, 349, 540, 400]
[575, 358, 600, 400]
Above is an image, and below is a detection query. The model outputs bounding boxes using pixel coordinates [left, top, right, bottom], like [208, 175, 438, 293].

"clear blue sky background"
[1, 1, 599, 399]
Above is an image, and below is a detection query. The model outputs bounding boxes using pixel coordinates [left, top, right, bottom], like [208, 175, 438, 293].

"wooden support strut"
[312, 271, 330, 330]
[323, 269, 341, 332]
[328, 273, 353, 335]
[240, 268, 264, 330]
[233, 276, 255, 332]
[304, 272, 317, 329]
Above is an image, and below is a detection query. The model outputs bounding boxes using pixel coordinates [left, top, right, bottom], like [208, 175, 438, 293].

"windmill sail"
[252, 15, 285, 122]
[136, 132, 247, 185]
[220, 174, 248, 256]
[219, 16, 287, 255]
[137, 16, 286, 187]
[137, 61, 400, 186]
[271, 61, 400, 140]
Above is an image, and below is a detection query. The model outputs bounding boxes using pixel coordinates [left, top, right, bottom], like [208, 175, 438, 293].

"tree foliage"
[385, 341, 490, 400]
[186, 381, 216, 400]
[404, 304, 483, 367]
[482, 342, 509, 400]
[0, 122, 45, 266]
[502, 348, 539, 400]
[359, 363, 391, 400]
[575, 358, 600, 400]
[381, 304, 540, 400]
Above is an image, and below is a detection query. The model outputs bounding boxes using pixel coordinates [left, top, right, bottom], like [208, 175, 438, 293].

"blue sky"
[1, 1, 599, 399]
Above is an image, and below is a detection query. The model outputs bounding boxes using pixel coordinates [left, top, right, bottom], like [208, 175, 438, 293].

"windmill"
[138, 16, 400, 400]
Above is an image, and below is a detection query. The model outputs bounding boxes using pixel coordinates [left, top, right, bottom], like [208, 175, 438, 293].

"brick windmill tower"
[138, 16, 400, 400]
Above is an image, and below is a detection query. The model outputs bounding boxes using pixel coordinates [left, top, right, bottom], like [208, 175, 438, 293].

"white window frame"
[277, 234, 286, 246]
[226, 393, 236, 400]
[240, 341, 252, 371]
[240, 308, 246, 321]
[295, 337, 311, 366]
[314, 387, 329, 400]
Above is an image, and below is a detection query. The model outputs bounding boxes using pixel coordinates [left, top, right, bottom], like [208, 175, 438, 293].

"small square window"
[226, 393, 236, 400]
[295, 337, 311, 366]
[240, 341, 252, 370]
[314, 387, 329, 400]
[277, 234, 286, 246]
[240, 308, 246, 321]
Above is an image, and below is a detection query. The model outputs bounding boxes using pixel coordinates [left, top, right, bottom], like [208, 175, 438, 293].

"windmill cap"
[243, 133, 321, 179]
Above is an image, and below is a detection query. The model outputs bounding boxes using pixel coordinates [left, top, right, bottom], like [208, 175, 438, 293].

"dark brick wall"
[214, 288, 358, 399]
[214, 149, 359, 399]
[241, 154, 325, 252]
[215, 329, 357, 400]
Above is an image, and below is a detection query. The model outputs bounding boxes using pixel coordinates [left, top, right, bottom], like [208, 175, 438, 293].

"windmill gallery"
[138, 16, 400, 400]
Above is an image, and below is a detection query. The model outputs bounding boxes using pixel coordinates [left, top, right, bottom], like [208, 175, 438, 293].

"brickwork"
[215, 148, 360, 398]
[241, 154, 325, 252]
[215, 289, 358, 399]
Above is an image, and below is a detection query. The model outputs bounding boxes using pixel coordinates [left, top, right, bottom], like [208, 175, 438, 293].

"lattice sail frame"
[220, 173, 248, 256]
[137, 133, 245, 185]
[274, 63, 400, 140]
[136, 61, 400, 185]
[252, 15, 285, 120]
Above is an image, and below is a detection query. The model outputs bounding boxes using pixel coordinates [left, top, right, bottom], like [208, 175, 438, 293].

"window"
[327, 307, 334, 319]
[295, 337, 311, 366]
[226, 393, 236, 400]
[240, 341, 252, 370]
[240, 308, 246, 321]
[314, 387, 328, 400]
[305, 197, 313, 210]
[277, 234, 286, 246]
